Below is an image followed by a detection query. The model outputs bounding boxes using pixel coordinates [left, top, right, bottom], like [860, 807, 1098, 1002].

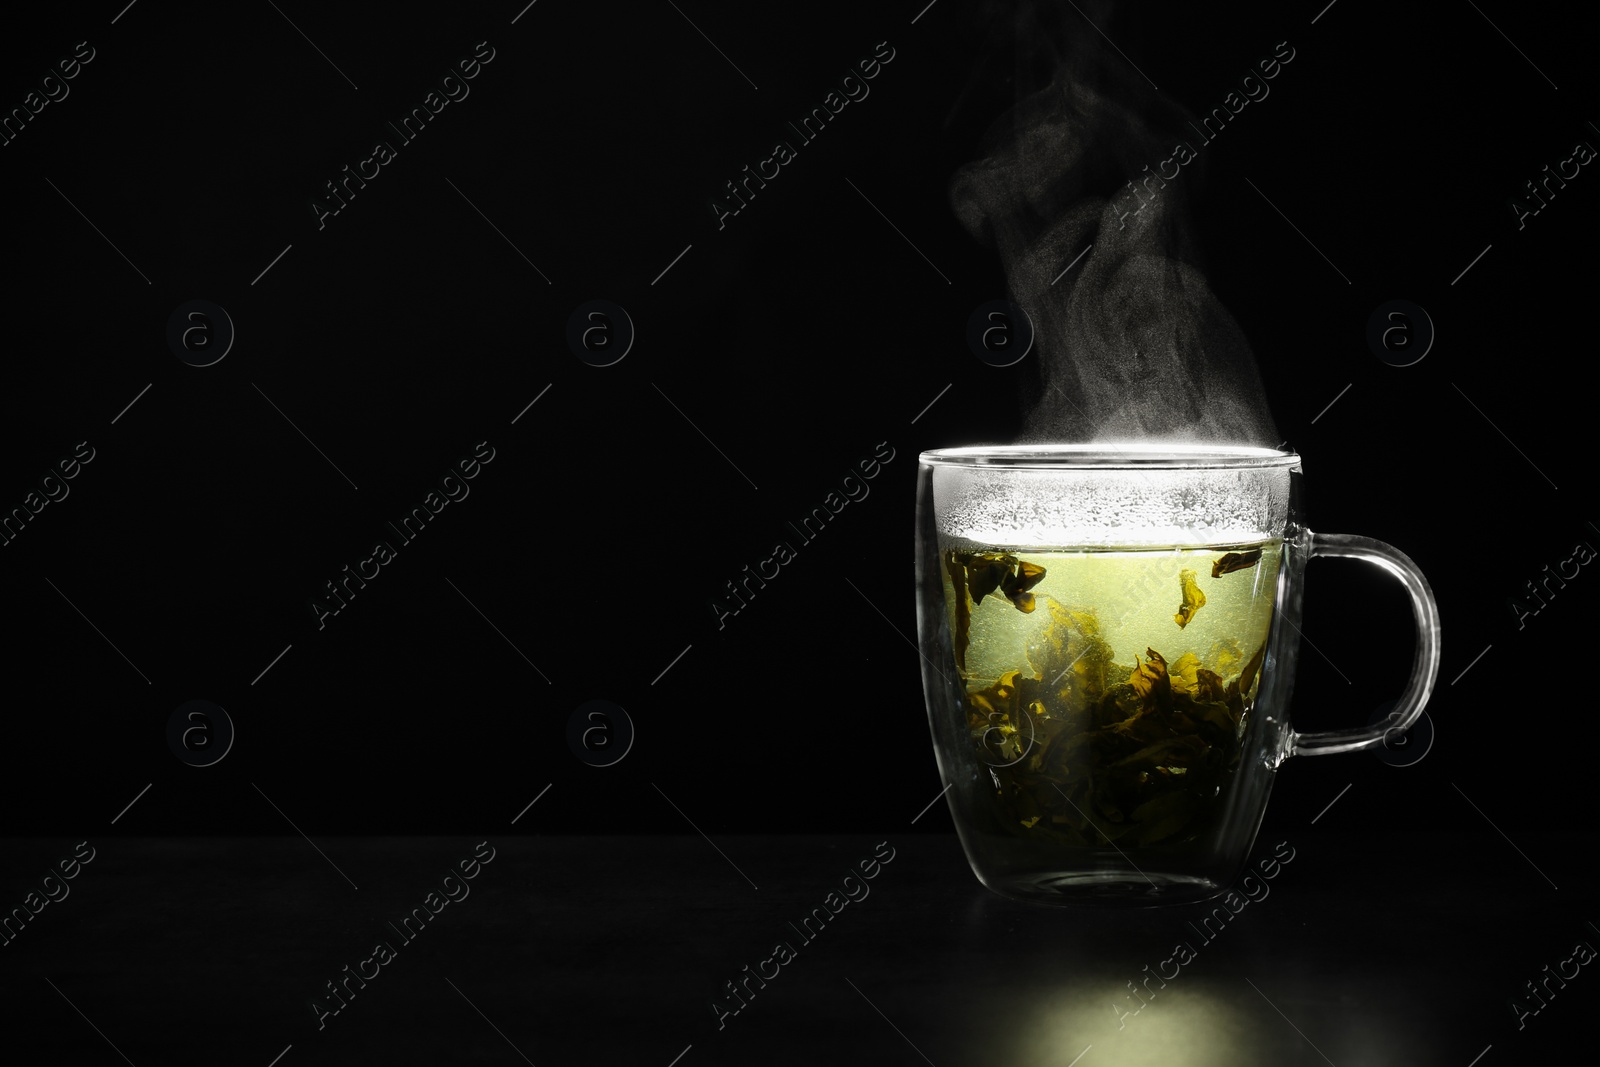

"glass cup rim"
[919, 443, 1301, 470]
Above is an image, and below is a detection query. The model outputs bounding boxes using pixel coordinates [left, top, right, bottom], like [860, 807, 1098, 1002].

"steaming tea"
[941, 539, 1282, 851]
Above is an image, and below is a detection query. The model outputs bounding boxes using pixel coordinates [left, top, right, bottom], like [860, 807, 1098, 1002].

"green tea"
[942, 541, 1282, 849]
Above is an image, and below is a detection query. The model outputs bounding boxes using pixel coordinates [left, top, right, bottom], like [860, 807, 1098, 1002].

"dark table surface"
[1, 831, 1591, 1065]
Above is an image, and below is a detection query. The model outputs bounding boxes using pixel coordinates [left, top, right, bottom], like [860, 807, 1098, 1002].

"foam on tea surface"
[931, 457, 1292, 549]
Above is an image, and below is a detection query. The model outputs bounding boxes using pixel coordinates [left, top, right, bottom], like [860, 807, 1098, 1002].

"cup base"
[980, 869, 1225, 908]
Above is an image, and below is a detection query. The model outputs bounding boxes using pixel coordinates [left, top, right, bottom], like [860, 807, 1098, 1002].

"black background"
[1, 2, 1594, 855]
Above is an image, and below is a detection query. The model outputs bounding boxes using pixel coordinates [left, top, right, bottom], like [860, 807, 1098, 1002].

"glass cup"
[915, 445, 1440, 906]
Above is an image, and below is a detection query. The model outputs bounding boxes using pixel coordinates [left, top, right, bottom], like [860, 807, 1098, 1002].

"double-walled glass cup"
[915, 445, 1440, 906]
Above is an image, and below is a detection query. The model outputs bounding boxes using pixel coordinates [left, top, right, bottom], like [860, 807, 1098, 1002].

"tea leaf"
[1002, 560, 1048, 610]
[1169, 652, 1202, 695]
[1211, 549, 1263, 578]
[1174, 569, 1207, 628]
[1193, 668, 1228, 704]
[943, 549, 974, 675]
[1128, 648, 1172, 709]
[1238, 641, 1265, 697]
[968, 557, 1008, 603]
[946, 550, 1052, 673]
[1027, 599, 1113, 710]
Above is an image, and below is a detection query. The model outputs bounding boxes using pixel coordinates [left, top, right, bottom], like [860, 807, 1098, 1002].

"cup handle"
[1288, 532, 1442, 757]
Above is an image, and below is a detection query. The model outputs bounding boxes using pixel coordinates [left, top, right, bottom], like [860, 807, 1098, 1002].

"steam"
[951, 0, 1277, 446]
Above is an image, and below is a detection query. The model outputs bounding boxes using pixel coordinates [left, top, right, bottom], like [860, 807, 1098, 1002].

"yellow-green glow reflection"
[1009, 978, 1268, 1067]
